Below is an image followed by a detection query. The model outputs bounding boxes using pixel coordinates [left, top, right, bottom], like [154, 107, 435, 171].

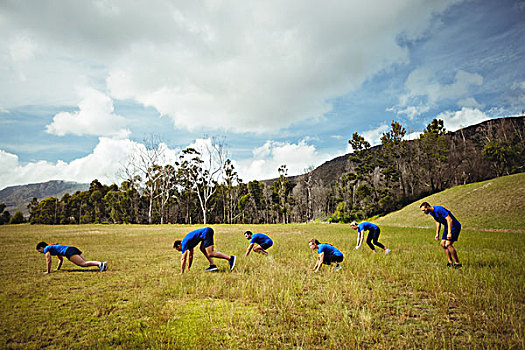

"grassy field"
[0, 223, 524, 349]
[376, 173, 525, 231]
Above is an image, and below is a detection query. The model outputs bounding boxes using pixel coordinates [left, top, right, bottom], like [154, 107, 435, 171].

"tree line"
[16, 116, 524, 225]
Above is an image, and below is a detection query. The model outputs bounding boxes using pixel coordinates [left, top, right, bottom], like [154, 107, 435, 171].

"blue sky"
[1, 0, 524, 189]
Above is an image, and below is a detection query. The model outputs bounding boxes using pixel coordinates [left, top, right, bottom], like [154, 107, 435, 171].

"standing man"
[420, 202, 462, 268]
[350, 221, 391, 255]
[173, 227, 236, 273]
[244, 231, 273, 257]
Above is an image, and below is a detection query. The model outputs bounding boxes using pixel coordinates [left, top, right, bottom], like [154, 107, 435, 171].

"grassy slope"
[376, 172, 525, 231]
[1, 224, 524, 349]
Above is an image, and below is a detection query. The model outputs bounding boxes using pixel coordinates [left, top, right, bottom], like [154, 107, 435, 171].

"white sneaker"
[335, 264, 342, 271]
[385, 249, 391, 255]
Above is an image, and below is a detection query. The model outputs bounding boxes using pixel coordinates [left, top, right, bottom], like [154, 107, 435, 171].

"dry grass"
[0, 223, 523, 349]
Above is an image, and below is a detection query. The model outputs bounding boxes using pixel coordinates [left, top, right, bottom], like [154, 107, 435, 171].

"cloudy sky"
[1, 0, 524, 189]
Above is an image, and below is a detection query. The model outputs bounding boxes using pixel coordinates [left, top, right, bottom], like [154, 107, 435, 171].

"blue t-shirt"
[358, 222, 379, 232]
[430, 206, 461, 232]
[181, 227, 211, 253]
[250, 233, 273, 246]
[43, 244, 70, 256]
[318, 244, 343, 257]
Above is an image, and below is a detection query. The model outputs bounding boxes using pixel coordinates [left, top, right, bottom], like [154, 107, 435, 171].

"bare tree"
[151, 164, 178, 224]
[178, 137, 227, 224]
[122, 135, 170, 224]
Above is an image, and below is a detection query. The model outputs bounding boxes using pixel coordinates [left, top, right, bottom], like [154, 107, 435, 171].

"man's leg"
[199, 242, 215, 265]
[447, 244, 460, 264]
[371, 230, 386, 250]
[440, 240, 453, 264]
[253, 245, 268, 255]
[205, 245, 231, 260]
[69, 254, 100, 268]
[366, 232, 376, 252]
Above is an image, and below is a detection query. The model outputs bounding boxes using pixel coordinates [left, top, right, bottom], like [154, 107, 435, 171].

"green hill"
[376, 172, 525, 231]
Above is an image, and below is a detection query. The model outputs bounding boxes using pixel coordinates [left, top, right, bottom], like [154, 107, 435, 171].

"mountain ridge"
[0, 180, 89, 216]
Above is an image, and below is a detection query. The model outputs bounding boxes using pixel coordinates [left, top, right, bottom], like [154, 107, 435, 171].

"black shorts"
[442, 226, 461, 242]
[322, 254, 344, 265]
[259, 242, 273, 250]
[65, 247, 82, 260]
[202, 228, 215, 248]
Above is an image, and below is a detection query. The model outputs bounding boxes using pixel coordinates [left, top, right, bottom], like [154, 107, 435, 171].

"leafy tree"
[349, 132, 375, 178]
[10, 211, 25, 224]
[330, 201, 351, 223]
[347, 132, 378, 217]
[419, 119, 449, 192]
[105, 189, 131, 224]
[381, 120, 407, 199]
[271, 165, 295, 223]
[0, 203, 11, 225]
[27, 198, 39, 223]
[247, 180, 266, 223]
[223, 159, 241, 223]
[31, 197, 59, 224]
[482, 140, 514, 177]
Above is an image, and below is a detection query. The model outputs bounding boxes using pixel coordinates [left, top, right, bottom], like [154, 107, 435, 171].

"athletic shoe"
[335, 264, 342, 271]
[205, 265, 218, 272]
[228, 256, 237, 271]
[446, 262, 453, 267]
[99, 262, 106, 272]
[384, 249, 391, 255]
[454, 263, 463, 269]
[102, 262, 108, 271]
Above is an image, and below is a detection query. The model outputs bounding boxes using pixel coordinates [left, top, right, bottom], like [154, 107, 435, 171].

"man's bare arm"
[180, 250, 189, 274]
[188, 249, 194, 270]
[314, 252, 325, 272]
[245, 243, 255, 257]
[56, 255, 63, 270]
[45, 252, 52, 274]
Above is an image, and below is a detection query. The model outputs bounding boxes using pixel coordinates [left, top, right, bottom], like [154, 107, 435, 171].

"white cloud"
[511, 80, 525, 104]
[362, 124, 390, 146]
[0, 136, 335, 188]
[457, 97, 483, 108]
[1, 0, 461, 132]
[346, 124, 389, 153]
[45, 89, 130, 137]
[0, 138, 137, 188]
[394, 68, 483, 118]
[0, 150, 19, 171]
[404, 131, 421, 140]
[436, 107, 491, 131]
[235, 139, 336, 181]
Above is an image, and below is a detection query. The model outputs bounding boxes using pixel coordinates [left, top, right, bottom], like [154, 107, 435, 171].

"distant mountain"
[266, 116, 525, 187]
[2, 116, 523, 222]
[0, 180, 89, 216]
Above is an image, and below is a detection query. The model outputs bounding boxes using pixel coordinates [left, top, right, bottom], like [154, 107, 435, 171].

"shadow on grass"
[472, 261, 500, 268]
[61, 269, 100, 273]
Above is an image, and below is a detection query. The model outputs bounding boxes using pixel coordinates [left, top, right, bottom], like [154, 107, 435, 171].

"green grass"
[376, 173, 525, 231]
[1, 223, 524, 349]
